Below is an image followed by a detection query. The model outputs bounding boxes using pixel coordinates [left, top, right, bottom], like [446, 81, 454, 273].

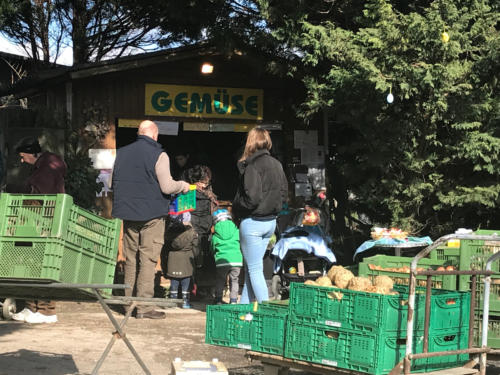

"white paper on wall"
[88, 149, 116, 169]
[157, 121, 179, 135]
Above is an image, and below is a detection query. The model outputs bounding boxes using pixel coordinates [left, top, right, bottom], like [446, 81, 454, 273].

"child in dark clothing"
[210, 209, 242, 304]
[181, 165, 218, 268]
[162, 212, 198, 309]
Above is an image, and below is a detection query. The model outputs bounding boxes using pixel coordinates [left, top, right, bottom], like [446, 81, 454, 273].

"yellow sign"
[183, 122, 211, 131]
[118, 118, 142, 128]
[145, 84, 263, 120]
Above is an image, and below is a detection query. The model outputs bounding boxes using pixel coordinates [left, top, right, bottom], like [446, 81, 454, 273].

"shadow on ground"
[0, 321, 31, 342]
[0, 349, 78, 375]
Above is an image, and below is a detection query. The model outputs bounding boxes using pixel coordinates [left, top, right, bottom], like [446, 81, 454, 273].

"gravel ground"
[0, 300, 499, 375]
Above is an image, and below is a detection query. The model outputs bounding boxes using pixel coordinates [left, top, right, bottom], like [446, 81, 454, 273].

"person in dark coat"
[12, 137, 66, 324]
[112, 120, 189, 319]
[162, 212, 198, 309]
[171, 151, 194, 180]
[232, 128, 288, 304]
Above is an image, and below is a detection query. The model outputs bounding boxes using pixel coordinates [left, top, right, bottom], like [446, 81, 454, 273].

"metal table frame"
[0, 282, 179, 375]
[371, 241, 430, 256]
[403, 233, 500, 375]
[353, 240, 430, 260]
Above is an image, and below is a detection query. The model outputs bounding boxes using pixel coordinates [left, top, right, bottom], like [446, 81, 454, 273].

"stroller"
[270, 198, 336, 300]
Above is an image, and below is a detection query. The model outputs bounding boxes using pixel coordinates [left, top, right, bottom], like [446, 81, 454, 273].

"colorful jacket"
[210, 220, 243, 268]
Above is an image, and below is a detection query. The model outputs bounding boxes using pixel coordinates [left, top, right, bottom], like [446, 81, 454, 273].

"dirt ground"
[0, 299, 499, 375]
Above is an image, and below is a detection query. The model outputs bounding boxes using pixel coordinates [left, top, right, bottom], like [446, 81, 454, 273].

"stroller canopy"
[271, 225, 336, 273]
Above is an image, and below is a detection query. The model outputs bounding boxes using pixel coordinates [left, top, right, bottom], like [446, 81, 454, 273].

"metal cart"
[247, 233, 500, 375]
[0, 281, 179, 375]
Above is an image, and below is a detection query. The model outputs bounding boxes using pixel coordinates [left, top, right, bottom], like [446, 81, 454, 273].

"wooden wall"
[67, 54, 306, 149]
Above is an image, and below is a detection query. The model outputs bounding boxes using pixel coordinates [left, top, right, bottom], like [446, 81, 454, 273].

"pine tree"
[260, 0, 500, 238]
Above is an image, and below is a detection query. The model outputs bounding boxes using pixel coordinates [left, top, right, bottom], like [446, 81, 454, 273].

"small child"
[162, 212, 199, 309]
[181, 165, 218, 268]
[210, 209, 243, 304]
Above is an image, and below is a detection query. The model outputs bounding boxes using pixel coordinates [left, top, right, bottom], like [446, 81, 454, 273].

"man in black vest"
[112, 120, 189, 319]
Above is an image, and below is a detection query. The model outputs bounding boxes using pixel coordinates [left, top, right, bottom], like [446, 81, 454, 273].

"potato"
[347, 276, 372, 291]
[304, 279, 318, 286]
[316, 276, 333, 287]
[374, 275, 394, 290]
[366, 285, 390, 294]
[334, 269, 355, 289]
[327, 265, 345, 281]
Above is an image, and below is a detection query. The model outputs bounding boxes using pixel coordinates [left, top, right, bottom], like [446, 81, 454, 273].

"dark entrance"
[116, 124, 247, 200]
[116, 123, 284, 201]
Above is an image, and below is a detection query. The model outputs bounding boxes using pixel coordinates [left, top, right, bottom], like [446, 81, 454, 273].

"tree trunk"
[71, 0, 89, 64]
[26, 2, 39, 61]
[328, 164, 353, 262]
[35, 0, 51, 62]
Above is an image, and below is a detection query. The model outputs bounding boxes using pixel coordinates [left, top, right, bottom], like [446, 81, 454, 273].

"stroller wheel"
[271, 275, 283, 300]
[1, 298, 17, 320]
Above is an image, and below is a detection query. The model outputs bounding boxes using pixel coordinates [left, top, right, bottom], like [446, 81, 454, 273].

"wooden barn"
[2, 44, 327, 204]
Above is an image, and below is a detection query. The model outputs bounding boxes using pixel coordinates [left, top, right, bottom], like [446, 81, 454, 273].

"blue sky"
[0, 35, 73, 65]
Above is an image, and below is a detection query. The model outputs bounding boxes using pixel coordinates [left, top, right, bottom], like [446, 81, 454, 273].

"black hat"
[16, 137, 42, 154]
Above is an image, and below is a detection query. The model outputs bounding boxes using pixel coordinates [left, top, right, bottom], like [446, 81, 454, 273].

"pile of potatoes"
[304, 265, 396, 295]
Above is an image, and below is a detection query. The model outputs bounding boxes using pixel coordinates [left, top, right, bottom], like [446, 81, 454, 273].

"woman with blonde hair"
[232, 127, 288, 303]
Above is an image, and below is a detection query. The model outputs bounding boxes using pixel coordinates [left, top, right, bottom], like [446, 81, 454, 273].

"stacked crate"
[357, 255, 456, 289]
[285, 283, 470, 374]
[0, 193, 121, 296]
[206, 283, 471, 374]
[429, 230, 500, 348]
[205, 302, 289, 355]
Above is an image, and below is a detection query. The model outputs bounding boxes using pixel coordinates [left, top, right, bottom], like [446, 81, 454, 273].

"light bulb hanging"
[386, 86, 394, 104]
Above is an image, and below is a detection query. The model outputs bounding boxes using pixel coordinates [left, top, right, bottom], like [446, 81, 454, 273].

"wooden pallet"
[245, 351, 480, 375]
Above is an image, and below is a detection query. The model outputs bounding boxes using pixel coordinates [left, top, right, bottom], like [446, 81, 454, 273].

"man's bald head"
[138, 120, 159, 141]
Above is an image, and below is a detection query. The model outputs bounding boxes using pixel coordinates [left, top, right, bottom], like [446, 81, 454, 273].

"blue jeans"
[170, 277, 191, 295]
[239, 218, 276, 304]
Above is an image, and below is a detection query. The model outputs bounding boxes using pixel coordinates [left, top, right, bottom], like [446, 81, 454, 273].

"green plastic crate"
[429, 229, 500, 316]
[289, 283, 470, 335]
[0, 237, 117, 294]
[473, 316, 500, 349]
[430, 230, 500, 289]
[205, 303, 288, 355]
[284, 321, 469, 374]
[0, 193, 121, 258]
[358, 255, 457, 290]
[0, 194, 73, 238]
[65, 205, 121, 258]
[475, 278, 500, 316]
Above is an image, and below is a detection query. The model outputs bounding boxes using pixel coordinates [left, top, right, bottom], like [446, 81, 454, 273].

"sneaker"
[11, 308, 35, 322]
[25, 312, 58, 324]
[229, 298, 238, 304]
[182, 293, 192, 309]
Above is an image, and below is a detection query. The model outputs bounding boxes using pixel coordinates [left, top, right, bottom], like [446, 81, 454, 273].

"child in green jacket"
[210, 209, 243, 304]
